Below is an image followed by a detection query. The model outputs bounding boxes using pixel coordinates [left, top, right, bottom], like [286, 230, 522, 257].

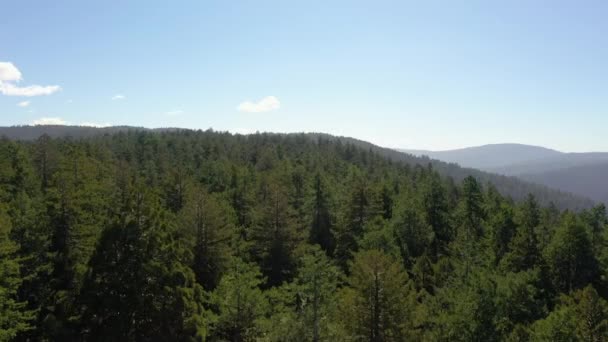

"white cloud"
[237, 96, 280, 113]
[231, 127, 260, 135]
[32, 117, 68, 125]
[80, 122, 111, 128]
[17, 101, 30, 107]
[0, 62, 22, 81]
[0, 83, 61, 97]
[31, 117, 112, 127]
[112, 94, 125, 100]
[166, 109, 183, 116]
[0, 62, 61, 97]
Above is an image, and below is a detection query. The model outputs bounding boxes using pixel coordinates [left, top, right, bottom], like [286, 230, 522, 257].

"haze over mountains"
[402, 144, 608, 204]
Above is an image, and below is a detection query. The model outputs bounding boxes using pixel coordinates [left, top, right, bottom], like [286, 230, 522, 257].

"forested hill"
[0, 125, 152, 140]
[0, 125, 594, 210]
[2, 129, 608, 340]
[308, 134, 594, 210]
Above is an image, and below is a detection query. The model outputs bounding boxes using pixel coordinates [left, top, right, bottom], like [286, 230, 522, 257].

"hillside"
[0, 125, 594, 210]
[1, 128, 607, 340]
[400, 143, 608, 204]
[519, 162, 608, 204]
[400, 143, 563, 170]
[488, 152, 608, 176]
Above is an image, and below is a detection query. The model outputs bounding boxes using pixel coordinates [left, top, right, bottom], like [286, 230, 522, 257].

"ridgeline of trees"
[0, 125, 594, 211]
[0, 130, 607, 341]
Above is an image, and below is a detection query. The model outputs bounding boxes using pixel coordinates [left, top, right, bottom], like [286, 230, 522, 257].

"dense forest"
[1, 129, 607, 341]
[0, 125, 594, 210]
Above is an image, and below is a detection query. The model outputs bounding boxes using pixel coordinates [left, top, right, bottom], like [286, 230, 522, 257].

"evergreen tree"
[453, 176, 486, 278]
[544, 214, 598, 293]
[308, 173, 336, 255]
[487, 204, 516, 265]
[531, 285, 608, 341]
[574, 285, 608, 341]
[335, 172, 379, 269]
[336, 249, 416, 341]
[501, 195, 541, 272]
[211, 257, 267, 341]
[420, 171, 451, 258]
[428, 271, 497, 341]
[392, 200, 432, 268]
[295, 248, 340, 342]
[180, 187, 235, 291]
[78, 189, 207, 340]
[0, 204, 35, 340]
[250, 182, 301, 287]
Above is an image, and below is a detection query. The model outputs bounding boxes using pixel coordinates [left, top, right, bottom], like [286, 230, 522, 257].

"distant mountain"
[400, 143, 608, 204]
[519, 163, 608, 205]
[0, 125, 595, 210]
[400, 143, 563, 170]
[488, 152, 608, 176]
[306, 135, 594, 210]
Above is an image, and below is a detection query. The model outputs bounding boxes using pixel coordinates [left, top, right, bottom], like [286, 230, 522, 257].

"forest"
[1, 129, 607, 341]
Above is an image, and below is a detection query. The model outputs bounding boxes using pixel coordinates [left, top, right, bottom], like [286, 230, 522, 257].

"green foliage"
[335, 250, 416, 341]
[427, 271, 498, 341]
[211, 257, 268, 341]
[77, 189, 207, 340]
[179, 186, 235, 291]
[544, 214, 599, 293]
[0, 204, 35, 340]
[0, 130, 607, 340]
[501, 195, 542, 273]
[531, 285, 608, 341]
[308, 173, 336, 256]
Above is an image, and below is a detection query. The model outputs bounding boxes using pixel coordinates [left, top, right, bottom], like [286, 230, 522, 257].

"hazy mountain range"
[0, 125, 595, 210]
[401, 144, 608, 204]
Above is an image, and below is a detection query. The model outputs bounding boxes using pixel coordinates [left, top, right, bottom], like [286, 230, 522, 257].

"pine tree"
[392, 201, 432, 268]
[545, 214, 598, 293]
[487, 204, 516, 265]
[180, 187, 235, 291]
[295, 246, 341, 341]
[250, 182, 301, 287]
[78, 189, 207, 340]
[454, 176, 486, 279]
[335, 172, 376, 269]
[308, 173, 336, 255]
[336, 249, 416, 341]
[501, 195, 541, 272]
[420, 171, 451, 258]
[573, 285, 608, 341]
[211, 257, 268, 341]
[0, 204, 35, 340]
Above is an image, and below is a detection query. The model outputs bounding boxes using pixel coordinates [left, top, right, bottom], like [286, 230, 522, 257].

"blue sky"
[1, 1, 607, 152]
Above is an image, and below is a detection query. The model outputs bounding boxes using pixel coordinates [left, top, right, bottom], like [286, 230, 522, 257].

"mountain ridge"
[0, 125, 594, 210]
[399, 143, 608, 204]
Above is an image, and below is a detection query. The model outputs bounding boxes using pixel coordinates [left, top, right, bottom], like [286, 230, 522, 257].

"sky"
[1, 0, 607, 152]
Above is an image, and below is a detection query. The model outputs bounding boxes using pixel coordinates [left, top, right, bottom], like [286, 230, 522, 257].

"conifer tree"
[211, 257, 267, 341]
[545, 214, 598, 293]
[180, 187, 235, 291]
[336, 249, 416, 341]
[294, 246, 341, 342]
[78, 188, 207, 340]
[308, 173, 336, 255]
[250, 182, 301, 287]
[501, 194, 541, 272]
[0, 204, 35, 340]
